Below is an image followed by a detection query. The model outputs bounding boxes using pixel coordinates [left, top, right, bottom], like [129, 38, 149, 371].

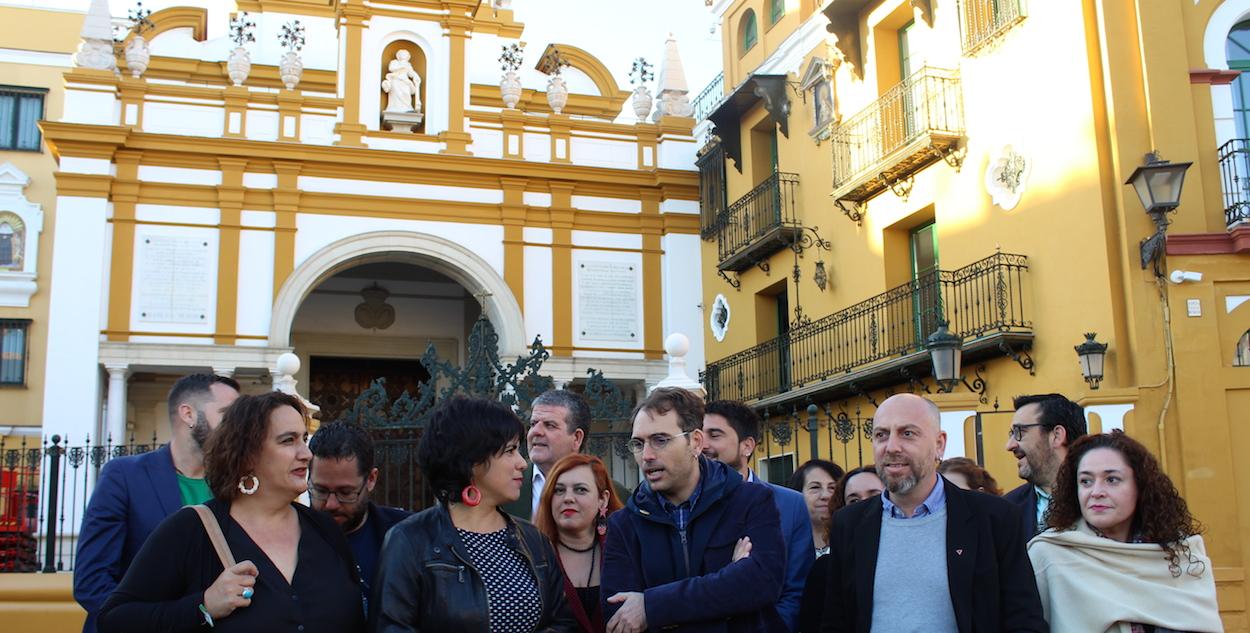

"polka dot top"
[456, 527, 542, 633]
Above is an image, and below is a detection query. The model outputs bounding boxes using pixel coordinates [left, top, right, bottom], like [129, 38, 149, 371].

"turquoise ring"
[241, 587, 254, 600]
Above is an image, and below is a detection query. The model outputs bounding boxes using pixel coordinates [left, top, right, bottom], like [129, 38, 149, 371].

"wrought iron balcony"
[716, 172, 801, 272]
[830, 67, 964, 204]
[693, 72, 725, 122]
[1218, 138, 1250, 227]
[703, 251, 1031, 404]
[959, 0, 1027, 56]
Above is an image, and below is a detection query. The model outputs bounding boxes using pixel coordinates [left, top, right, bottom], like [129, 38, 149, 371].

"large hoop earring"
[461, 484, 481, 507]
[238, 475, 259, 495]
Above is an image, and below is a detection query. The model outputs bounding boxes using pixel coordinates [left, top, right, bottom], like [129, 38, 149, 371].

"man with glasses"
[1003, 393, 1087, 541]
[308, 422, 410, 591]
[602, 387, 787, 633]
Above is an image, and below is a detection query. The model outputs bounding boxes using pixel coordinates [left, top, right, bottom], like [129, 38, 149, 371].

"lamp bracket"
[756, 260, 771, 274]
[998, 341, 1036, 376]
[882, 172, 914, 200]
[791, 225, 832, 256]
[932, 143, 966, 172]
[848, 381, 879, 408]
[899, 366, 932, 394]
[957, 365, 989, 405]
[835, 199, 864, 225]
[717, 269, 741, 290]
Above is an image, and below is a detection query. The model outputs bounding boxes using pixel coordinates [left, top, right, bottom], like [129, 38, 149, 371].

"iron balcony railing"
[831, 67, 964, 202]
[1218, 138, 1250, 227]
[704, 251, 1030, 403]
[716, 172, 801, 270]
[693, 72, 725, 122]
[959, 0, 1028, 55]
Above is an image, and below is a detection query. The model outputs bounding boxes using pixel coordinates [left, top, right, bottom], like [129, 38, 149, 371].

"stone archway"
[269, 231, 526, 356]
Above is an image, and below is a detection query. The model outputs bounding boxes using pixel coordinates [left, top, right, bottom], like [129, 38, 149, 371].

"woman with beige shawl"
[1028, 431, 1222, 633]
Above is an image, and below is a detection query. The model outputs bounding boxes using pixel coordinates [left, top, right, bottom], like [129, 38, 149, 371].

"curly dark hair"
[1047, 431, 1204, 577]
[938, 457, 1003, 495]
[204, 392, 308, 501]
[417, 396, 525, 504]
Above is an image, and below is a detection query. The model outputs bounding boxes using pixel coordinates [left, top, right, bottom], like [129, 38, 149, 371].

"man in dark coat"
[308, 422, 411, 591]
[603, 387, 786, 633]
[1003, 393, 1087, 541]
[820, 393, 1047, 633]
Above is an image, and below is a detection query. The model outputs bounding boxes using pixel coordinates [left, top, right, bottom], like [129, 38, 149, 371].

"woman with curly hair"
[1028, 431, 1221, 633]
[938, 457, 1003, 495]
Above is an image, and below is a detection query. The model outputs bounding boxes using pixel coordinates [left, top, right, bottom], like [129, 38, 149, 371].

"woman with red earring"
[535, 455, 624, 633]
[371, 396, 578, 632]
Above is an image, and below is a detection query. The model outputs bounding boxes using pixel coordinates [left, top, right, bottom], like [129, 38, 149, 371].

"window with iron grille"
[959, 0, 1027, 56]
[0, 87, 46, 152]
[0, 319, 29, 385]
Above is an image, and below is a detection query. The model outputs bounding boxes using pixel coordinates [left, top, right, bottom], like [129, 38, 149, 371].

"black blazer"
[818, 477, 1047, 633]
[1003, 483, 1040, 543]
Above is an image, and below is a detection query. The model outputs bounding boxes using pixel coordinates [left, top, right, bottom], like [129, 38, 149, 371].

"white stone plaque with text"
[137, 235, 213, 324]
[576, 260, 640, 343]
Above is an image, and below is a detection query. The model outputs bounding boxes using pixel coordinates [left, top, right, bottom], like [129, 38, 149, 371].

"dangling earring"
[461, 484, 482, 507]
[596, 507, 608, 537]
[238, 474, 259, 495]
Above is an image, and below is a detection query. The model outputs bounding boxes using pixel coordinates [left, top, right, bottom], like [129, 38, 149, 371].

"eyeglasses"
[626, 431, 692, 455]
[308, 481, 367, 504]
[1007, 423, 1046, 442]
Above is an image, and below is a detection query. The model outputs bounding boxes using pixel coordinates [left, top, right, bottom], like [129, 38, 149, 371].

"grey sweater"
[870, 507, 958, 632]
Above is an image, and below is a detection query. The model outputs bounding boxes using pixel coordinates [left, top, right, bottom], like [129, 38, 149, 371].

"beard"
[876, 456, 923, 495]
[332, 500, 370, 533]
[190, 410, 212, 451]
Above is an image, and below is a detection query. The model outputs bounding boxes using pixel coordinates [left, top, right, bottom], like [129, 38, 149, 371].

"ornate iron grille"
[958, 0, 1027, 56]
[692, 72, 725, 122]
[830, 67, 963, 201]
[704, 252, 1030, 402]
[1218, 138, 1250, 227]
[716, 171, 801, 265]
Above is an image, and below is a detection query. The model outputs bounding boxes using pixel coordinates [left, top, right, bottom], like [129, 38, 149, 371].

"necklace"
[559, 538, 598, 587]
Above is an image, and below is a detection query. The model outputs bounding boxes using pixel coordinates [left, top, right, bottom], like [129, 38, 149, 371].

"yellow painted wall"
[704, 0, 1250, 627]
[0, 7, 78, 429]
[0, 573, 85, 632]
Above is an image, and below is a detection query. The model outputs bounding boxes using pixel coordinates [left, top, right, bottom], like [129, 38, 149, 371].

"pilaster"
[107, 151, 141, 342]
[272, 161, 302, 297]
[215, 157, 247, 345]
[335, 1, 370, 147]
[640, 189, 664, 360]
[549, 181, 576, 355]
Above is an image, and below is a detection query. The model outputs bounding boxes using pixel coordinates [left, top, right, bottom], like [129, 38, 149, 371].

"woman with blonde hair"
[535, 454, 624, 633]
[1028, 432, 1221, 633]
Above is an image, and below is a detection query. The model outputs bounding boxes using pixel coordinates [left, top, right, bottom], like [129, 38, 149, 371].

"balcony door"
[1228, 21, 1250, 205]
[777, 288, 792, 392]
[911, 221, 940, 348]
[885, 21, 923, 152]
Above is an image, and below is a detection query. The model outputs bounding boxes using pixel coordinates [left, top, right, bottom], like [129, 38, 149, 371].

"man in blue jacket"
[73, 373, 239, 633]
[702, 400, 813, 632]
[603, 387, 787, 633]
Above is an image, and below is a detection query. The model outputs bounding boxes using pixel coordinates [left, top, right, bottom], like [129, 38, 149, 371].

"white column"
[104, 364, 129, 445]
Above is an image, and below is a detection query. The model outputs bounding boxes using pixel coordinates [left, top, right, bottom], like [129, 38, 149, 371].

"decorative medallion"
[984, 145, 1031, 211]
[354, 284, 395, 330]
[710, 294, 731, 342]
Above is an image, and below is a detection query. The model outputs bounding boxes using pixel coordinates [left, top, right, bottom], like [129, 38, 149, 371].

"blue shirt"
[1035, 486, 1051, 532]
[881, 474, 946, 519]
[655, 461, 706, 532]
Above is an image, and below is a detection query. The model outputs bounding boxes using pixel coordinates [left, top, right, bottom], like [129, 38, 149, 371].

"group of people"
[71, 373, 1223, 633]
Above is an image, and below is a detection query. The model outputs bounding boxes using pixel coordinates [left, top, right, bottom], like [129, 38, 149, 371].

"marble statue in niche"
[381, 48, 424, 133]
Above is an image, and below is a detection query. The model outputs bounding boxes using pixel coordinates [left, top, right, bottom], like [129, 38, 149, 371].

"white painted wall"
[658, 137, 698, 170]
[297, 176, 503, 203]
[571, 195, 640, 214]
[661, 232, 705, 371]
[571, 231, 641, 249]
[41, 196, 110, 441]
[569, 136, 637, 170]
[246, 110, 280, 142]
[523, 245, 554, 347]
[144, 102, 225, 137]
[293, 215, 505, 277]
[136, 166, 222, 186]
[135, 204, 221, 225]
[467, 127, 504, 158]
[237, 225, 276, 338]
[940, 410, 976, 459]
[61, 86, 119, 126]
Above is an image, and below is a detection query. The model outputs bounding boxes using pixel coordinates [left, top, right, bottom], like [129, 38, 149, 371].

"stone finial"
[74, 0, 118, 72]
[273, 352, 323, 417]
[652, 333, 706, 398]
[652, 33, 693, 121]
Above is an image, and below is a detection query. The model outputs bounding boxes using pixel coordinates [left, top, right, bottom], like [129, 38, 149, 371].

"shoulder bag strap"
[192, 504, 236, 569]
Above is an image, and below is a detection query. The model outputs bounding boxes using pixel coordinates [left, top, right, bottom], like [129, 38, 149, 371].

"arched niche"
[380, 39, 427, 133]
[0, 212, 26, 270]
[270, 231, 526, 357]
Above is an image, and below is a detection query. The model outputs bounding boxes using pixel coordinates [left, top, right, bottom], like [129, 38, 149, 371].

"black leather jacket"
[370, 503, 579, 633]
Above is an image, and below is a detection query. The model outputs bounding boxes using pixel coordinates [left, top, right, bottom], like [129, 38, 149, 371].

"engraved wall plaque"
[576, 260, 640, 343]
[137, 235, 213, 324]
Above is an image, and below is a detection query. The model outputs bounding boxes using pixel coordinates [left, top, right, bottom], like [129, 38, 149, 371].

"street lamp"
[927, 319, 963, 393]
[1125, 151, 1192, 272]
[1075, 332, 1108, 390]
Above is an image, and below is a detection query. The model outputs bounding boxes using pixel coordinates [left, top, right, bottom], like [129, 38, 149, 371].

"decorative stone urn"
[500, 70, 522, 109]
[546, 75, 568, 115]
[279, 50, 303, 90]
[227, 46, 251, 87]
[124, 35, 150, 78]
[631, 85, 653, 121]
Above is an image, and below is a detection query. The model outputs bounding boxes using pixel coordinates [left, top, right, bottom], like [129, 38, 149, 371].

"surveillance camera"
[1169, 270, 1203, 284]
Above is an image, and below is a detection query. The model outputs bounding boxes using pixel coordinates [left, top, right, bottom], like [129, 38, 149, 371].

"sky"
[3, 0, 727, 97]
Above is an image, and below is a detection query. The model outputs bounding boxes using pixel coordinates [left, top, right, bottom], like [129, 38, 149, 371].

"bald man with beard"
[818, 393, 1047, 633]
